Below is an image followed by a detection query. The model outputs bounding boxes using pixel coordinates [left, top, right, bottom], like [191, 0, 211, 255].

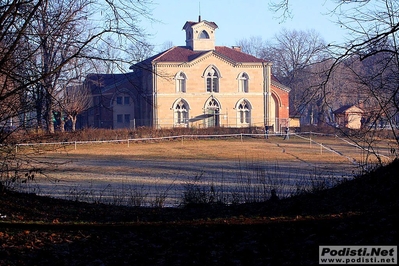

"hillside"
[0, 159, 398, 265]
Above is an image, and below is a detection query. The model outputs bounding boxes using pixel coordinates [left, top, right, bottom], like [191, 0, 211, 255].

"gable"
[183, 20, 218, 31]
[141, 46, 268, 67]
[334, 105, 363, 114]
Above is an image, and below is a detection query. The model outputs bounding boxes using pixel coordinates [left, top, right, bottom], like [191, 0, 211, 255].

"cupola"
[182, 18, 218, 51]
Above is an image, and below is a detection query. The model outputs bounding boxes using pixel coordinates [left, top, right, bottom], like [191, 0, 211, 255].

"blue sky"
[143, 0, 347, 51]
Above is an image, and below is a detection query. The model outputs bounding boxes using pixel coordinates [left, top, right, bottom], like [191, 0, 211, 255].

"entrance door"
[206, 99, 220, 127]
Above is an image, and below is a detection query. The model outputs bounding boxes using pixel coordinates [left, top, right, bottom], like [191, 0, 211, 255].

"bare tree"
[271, 0, 399, 163]
[159, 41, 174, 52]
[54, 55, 92, 132]
[237, 29, 327, 123]
[127, 39, 155, 67]
[1, 0, 154, 186]
[60, 84, 91, 131]
[1, 0, 154, 134]
[236, 36, 268, 59]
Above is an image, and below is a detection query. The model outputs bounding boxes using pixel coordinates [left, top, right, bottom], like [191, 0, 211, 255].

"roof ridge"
[215, 46, 268, 63]
[152, 46, 179, 62]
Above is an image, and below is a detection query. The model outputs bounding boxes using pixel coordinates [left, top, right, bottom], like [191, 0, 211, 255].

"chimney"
[232, 46, 241, 52]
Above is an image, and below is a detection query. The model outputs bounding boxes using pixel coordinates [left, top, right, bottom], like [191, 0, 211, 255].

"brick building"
[82, 18, 290, 131]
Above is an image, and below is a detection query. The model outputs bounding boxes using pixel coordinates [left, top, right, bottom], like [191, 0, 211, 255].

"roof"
[85, 73, 139, 94]
[135, 46, 268, 65]
[182, 20, 218, 30]
[333, 105, 364, 114]
[130, 46, 289, 91]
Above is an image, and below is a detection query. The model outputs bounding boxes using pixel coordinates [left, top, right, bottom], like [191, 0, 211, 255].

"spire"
[198, 1, 201, 22]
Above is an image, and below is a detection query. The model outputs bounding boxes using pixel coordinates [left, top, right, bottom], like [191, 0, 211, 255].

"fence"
[12, 131, 376, 159]
[13, 131, 394, 168]
[7, 131, 393, 207]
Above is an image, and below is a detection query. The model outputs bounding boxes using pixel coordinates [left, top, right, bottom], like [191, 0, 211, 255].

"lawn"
[13, 134, 394, 207]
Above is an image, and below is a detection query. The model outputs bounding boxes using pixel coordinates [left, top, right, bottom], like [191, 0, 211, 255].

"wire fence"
[5, 131, 394, 207]
[12, 131, 307, 146]
[12, 131, 392, 163]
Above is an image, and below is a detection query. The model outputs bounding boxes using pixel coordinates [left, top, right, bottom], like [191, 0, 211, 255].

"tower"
[182, 18, 218, 51]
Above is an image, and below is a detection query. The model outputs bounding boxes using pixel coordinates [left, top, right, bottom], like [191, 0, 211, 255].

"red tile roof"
[215, 46, 267, 63]
[152, 46, 208, 62]
[147, 46, 268, 64]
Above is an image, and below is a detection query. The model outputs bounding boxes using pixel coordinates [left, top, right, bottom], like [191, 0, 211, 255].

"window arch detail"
[173, 99, 189, 126]
[175, 71, 187, 93]
[236, 99, 252, 126]
[199, 30, 210, 39]
[203, 65, 221, 93]
[237, 72, 249, 93]
[205, 98, 220, 127]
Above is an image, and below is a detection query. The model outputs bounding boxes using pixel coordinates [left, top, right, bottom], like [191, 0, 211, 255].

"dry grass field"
[1, 132, 398, 265]
[16, 133, 395, 206]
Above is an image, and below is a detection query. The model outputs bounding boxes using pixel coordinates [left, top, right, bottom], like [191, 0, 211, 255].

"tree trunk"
[60, 113, 65, 133]
[71, 115, 77, 132]
[47, 107, 55, 134]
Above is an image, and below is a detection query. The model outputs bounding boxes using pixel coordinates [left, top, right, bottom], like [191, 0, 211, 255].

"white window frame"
[238, 72, 249, 93]
[175, 72, 187, 93]
[174, 99, 189, 126]
[204, 66, 220, 93]
[237, 100, 251, 126]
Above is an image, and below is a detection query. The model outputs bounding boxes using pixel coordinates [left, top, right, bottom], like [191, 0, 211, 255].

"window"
[206, 67, 219, 93]
[175, 72, 187, 93]
[206, 99, 220, 127]
[199, 30, 209, 39]
[238, 73, 249, 93]
[124, 96, 130, 105]
[116, 97, 122, 105]
[117, 114, 123, 123]
[174, 99, 189, 126]
[238, 100, 251, 125]
[124, 114, 130, 123]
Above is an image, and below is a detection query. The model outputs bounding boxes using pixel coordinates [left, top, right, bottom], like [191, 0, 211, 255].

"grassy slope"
[0, 159, 398, 265]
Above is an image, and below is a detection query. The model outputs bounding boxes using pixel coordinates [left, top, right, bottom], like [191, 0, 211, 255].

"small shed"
[333, 105, 364, 129]
[289, 115, 301, 128]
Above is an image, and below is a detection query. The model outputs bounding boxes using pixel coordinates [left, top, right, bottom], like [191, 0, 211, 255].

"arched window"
[199, 30, 210, 39]
[205, 67, 219, 93]
[174, 99, 189, 126]
[175, 72, 187, 93]
[206, 98, 220, 127]
[237, 100, 251, 126]
[238, 72, 249, 93]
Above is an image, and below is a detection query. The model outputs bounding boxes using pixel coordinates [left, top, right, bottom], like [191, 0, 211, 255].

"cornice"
[154, 51, 265, 69]
[271, 80, 291, 93]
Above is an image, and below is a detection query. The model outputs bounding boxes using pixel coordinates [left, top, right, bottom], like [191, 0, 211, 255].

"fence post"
[128, 139, 130, 148]
[75, 141, 77, 150]
[240, 133, 243, 142]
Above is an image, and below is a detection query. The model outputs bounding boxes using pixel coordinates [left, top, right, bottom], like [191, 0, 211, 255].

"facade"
[79, 73, 141, 129]
[82, 18, 290, 131]
[333, 105, 364, 129]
